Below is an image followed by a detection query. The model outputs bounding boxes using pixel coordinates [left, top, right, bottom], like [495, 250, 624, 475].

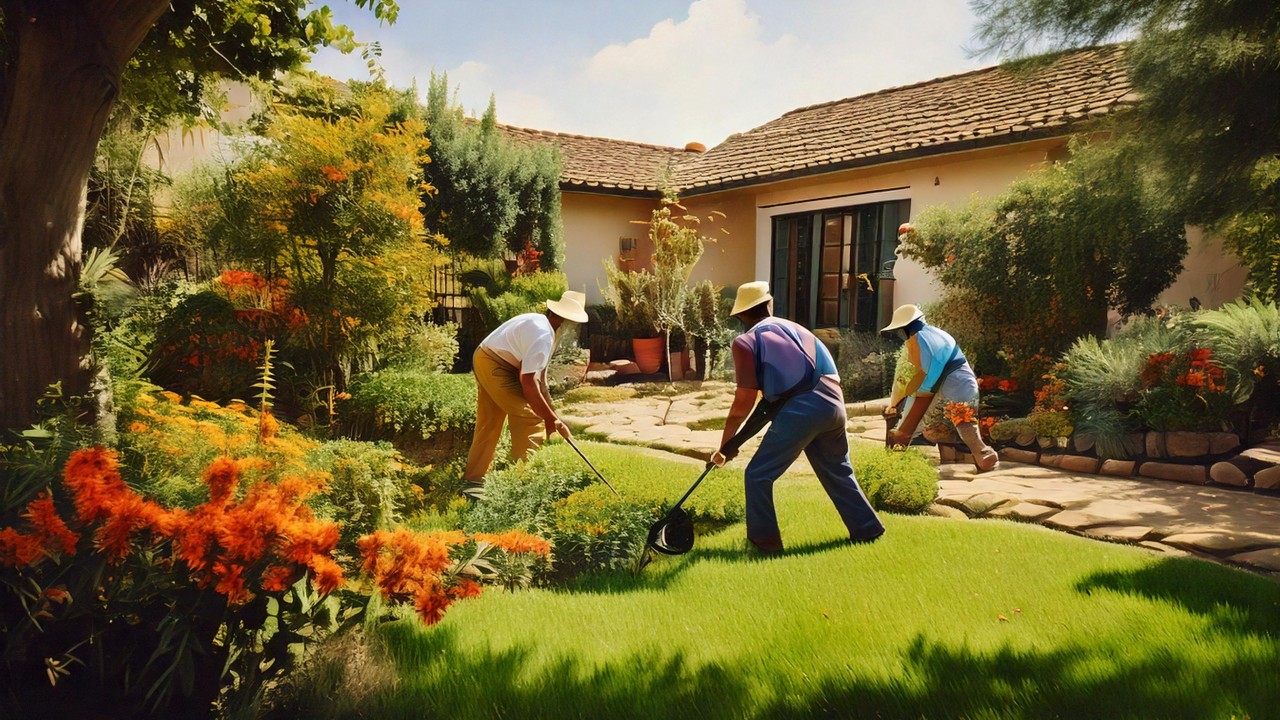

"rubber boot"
[956, 422, 999, 472]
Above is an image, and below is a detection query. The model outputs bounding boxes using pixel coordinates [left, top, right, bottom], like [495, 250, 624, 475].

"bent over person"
[462, 290, 589, 494]
[713, 281, 884, 554]
[883, 304, 999, 472]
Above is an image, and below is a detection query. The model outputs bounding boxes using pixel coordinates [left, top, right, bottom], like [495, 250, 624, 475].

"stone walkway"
[561, 381, 1280, 575]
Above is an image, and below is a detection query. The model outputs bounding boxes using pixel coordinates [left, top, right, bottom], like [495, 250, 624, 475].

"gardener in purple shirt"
[712, 281, 884, 554]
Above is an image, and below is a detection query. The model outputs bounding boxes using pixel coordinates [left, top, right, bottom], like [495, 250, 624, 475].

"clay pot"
[632, 337, 664, 374]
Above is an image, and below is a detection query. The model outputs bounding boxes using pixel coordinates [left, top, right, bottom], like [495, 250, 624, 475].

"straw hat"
[730, 281, 772, 316]
[881, 304, 924, 332]
[547, 290, 589, 323]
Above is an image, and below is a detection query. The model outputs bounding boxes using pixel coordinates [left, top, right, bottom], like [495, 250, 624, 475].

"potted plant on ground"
[604, 192, 719, 380]
[603, 266, 663, 372]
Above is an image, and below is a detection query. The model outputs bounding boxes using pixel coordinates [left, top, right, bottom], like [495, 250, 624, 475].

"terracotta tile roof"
[498, 125, 689, 196]
[500, 45, 1134, 197]
[673, 45, 1134, 194]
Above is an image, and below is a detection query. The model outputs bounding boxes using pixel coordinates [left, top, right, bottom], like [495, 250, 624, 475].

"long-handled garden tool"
[564, 435, 620, 496]
[635, 398, 782, 571]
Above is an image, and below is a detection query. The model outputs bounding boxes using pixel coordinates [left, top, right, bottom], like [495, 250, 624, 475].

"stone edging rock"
[938, 440, 1280, 493]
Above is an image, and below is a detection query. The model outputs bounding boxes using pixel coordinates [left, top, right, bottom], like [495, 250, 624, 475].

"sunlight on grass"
[362, 470, 1280, 719]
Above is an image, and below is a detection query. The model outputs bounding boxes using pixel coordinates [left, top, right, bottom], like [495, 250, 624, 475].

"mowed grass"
[368, 461, 1280, 720]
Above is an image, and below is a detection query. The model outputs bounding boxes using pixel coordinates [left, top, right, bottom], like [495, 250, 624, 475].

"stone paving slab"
[560, 382, 1280, 575]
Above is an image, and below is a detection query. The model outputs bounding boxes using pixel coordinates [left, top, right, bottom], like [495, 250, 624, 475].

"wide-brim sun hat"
[730, 281, 772, 316]
[547, 290, 589, 323]
[881, 304, 925, 332]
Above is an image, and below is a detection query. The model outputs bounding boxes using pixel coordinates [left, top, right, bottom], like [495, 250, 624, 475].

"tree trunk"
[0, 0, 168, 432]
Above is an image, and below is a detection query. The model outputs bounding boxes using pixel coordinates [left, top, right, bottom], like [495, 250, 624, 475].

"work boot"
[956, 422, 999, 472]
[748, 534, 784, 555]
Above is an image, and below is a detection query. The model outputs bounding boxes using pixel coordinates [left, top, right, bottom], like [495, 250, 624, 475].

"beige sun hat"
[547, 290, 589, 323]
[881, 304, 925, 332]
[730, 281, 772, 317]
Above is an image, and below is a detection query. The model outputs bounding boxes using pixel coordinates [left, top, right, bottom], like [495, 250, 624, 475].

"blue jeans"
[744, 389, 885, 547]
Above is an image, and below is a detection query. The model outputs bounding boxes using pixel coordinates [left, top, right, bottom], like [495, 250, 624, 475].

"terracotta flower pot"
[632, 337, 664, 374]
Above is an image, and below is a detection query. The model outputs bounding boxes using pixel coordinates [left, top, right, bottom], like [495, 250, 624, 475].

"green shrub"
[1192, 298, 1280, 402]
[464, 443, 743, 579]
[469, 270, 569, 331]
[836, 329, 898, 401]
[304, 439, 428, 558]
[1028, 409, 1074, 438]
[393, 320, 460, 373]
[850, 446, 938, 513]
[989, 417, 1033, 443]
[346, 367, 477, 441]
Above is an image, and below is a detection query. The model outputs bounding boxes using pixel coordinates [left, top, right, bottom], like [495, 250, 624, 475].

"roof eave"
[676, 121, 1109, 197]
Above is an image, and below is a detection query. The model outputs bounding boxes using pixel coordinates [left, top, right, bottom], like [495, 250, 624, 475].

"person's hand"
[887, 429, 911, 448]
[547, 418, 571, 440]
[882, 406, 899, 419]
[710, 451, 726, 467]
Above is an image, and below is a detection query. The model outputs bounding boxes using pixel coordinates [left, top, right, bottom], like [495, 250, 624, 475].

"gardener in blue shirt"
[712, 281, 884, 554]
[883, 304, 999, 472]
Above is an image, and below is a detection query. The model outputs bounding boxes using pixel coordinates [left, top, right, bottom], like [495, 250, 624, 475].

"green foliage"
[922, 288, 1000, 373]
[386, 319, 460, 373]
[602, 265, 660, 338]
[683, 280, 737, 378]
[1029, 409, 1075, 439]
[422, 76, 565, 266]
[468, 271, 569, 331]
[176, 77, 440, 388]
[836, 330, 899, 401]
[464, 443, 743, 580]
[304, 440, 427, 558]
[899, 137, 1186, 385]
[1191, 299, 1280, 402]
[850, 446, 938, 513]
[989, 417, 1033, 443]
[346, 367, 477, 441]
[973, 0, 1280, 301]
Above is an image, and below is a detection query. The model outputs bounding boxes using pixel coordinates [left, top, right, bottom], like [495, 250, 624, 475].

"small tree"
[421, 73, 565, 268]
[604, 193, 720, 381]
[176, 77, 439, 392]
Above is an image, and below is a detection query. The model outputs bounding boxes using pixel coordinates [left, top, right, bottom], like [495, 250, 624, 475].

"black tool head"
[647, 507, 695, 555]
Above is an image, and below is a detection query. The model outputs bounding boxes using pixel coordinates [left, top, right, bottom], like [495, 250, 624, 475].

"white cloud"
[309, 0, 987, 149]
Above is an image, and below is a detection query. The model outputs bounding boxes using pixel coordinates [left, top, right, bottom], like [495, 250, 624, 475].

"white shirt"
[480, 313, 555, 374]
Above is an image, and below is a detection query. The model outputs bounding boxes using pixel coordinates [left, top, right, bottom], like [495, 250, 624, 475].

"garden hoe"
[564, 435, 620, 497]
[634, 398, 782, 573]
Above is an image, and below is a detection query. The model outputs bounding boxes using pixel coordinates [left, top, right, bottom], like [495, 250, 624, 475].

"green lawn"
[349, 469, 1280, 720]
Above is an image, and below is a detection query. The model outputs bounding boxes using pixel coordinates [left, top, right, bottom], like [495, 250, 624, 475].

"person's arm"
[540, 369, 570, 439]
[712, 386, 760, 465]
[520, 371, 568, 439]
[887, 337, 932, 446]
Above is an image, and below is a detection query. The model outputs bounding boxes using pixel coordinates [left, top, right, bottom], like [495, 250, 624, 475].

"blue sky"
[311, 0, 991, 147]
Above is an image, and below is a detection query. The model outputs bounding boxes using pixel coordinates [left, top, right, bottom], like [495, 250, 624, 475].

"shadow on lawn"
[564, 535, 857, 595]
[352, 616, 1278, 720]
[1077, 555, 1280, 638]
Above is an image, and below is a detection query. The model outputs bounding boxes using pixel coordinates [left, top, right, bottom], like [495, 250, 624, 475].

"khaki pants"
[463, 346, 543, 482]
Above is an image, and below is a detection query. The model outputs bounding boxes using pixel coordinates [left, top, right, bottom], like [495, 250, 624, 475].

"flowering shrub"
[1133, 348, 1233, 431]
[149, 271, 305, 402]
[0, 448, 348, 715]
[357, 527, 550, 625]
[119, 389, 317, 508]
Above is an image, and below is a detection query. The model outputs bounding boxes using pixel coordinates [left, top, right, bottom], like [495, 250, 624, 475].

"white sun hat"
[547, 290, 589, 323]
[730, 281, 772, 316]
[881, 304, 925, 332]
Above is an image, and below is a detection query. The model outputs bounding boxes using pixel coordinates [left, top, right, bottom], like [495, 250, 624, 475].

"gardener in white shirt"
[462, 290, 589, 494]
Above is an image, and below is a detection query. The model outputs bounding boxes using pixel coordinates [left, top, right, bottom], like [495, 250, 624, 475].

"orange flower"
[261, 565, 298, 593]
[23, 493, 79, 556]
[320, 165, 348, 182]
[204, 456, 241, 506]
[474, 530, 552, 556]
[943, 401, 978, 426]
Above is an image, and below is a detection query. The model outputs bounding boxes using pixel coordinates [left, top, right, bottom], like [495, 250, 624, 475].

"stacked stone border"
[938, 433, 1280, 493]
